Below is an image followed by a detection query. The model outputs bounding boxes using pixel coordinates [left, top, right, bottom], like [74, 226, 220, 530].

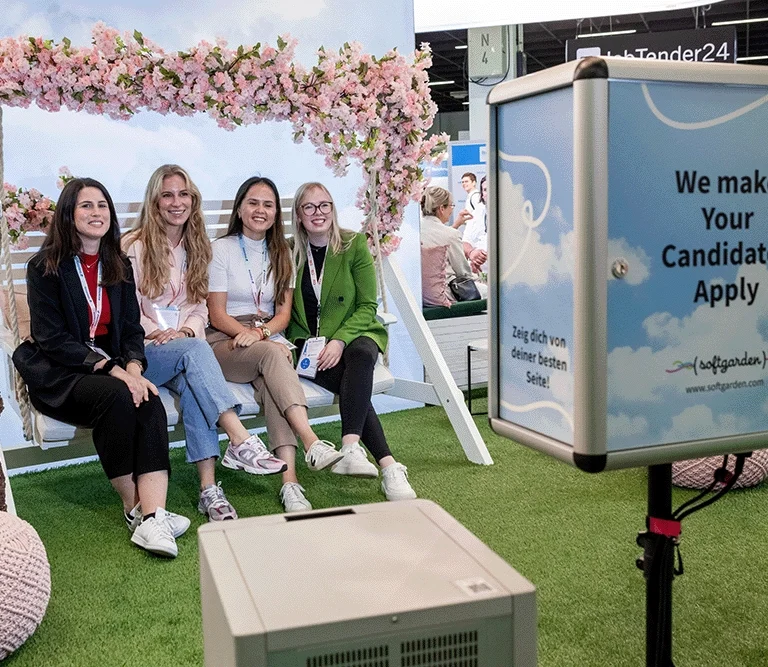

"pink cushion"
[0, 287, 30, 341]
[421, 244, 454, 308]
[672, 449, 768, 490]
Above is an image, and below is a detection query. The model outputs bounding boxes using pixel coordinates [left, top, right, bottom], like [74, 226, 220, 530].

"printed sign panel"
[449, 142, 487, 212]
[565, 27, 736, 64]
[496, 87, 575, 445]
[606, 79, 768, 451]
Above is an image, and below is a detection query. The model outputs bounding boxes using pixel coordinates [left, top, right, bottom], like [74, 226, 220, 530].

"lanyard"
[306, 242, 325, 332]
[74, 256, 103, 343]
[238, 234, 268, 313]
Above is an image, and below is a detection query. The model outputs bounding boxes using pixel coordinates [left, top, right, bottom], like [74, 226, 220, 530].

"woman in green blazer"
[288, 182, 416, 502]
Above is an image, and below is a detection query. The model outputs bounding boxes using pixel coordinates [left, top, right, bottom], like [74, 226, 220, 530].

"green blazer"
[288, 231, 388, 353]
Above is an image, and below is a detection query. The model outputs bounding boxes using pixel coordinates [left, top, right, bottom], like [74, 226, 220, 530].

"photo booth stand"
[487, 57, 768, 665]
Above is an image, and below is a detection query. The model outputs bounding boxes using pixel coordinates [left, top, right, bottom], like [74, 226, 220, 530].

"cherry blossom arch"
[0, 23, 446, 254]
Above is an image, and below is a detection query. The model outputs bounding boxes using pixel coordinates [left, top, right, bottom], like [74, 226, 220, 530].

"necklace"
[79, 255, 98, 270]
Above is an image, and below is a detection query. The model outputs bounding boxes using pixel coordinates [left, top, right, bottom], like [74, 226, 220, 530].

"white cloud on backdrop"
[607, 261, 768, 446]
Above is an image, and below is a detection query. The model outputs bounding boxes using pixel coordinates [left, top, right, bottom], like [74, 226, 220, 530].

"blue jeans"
[143, 338, 242, 463]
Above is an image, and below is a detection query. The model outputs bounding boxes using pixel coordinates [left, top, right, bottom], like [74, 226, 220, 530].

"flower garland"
[1, 167, 73, 249]
[0, 24, 447, 254]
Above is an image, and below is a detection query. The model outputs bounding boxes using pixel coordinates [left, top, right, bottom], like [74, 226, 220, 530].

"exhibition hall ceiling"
[419, 0, 768, 111]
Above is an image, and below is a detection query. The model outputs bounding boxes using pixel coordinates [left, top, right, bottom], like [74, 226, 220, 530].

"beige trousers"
[209, 328, 307, 450]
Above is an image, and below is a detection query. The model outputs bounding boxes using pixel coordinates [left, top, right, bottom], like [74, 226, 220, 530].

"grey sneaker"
[198, 483, 238, 521]
[222, 435, 288, 475]
[331, 442, 379, 478]
[125, 503, 190, 538]
[304, 440, 344, 471]
[381, 463, 417, 501]
[130, 508, 178, 558]
[279, 482, 312, 513]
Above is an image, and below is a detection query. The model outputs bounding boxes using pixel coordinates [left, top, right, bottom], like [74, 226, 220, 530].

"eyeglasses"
[300, 201, 333, 215]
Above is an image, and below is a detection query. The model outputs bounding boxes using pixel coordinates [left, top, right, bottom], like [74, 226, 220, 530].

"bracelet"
[126, 359, 144, 371]
[182, 328, 194, 338]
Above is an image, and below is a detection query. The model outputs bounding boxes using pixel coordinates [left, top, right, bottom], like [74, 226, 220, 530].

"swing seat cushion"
[32, 361, 395, 446]
[672, 449, 768, 490]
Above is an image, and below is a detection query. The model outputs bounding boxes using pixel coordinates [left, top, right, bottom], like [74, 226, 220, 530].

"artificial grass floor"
[5, 399, 768, 666]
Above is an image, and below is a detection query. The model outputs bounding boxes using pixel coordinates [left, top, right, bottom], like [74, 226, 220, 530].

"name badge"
[87, 343, 111, 360]
[296, 336, 326, 379]
[153, 304, 181, 331]
[269, 333, 297, 350]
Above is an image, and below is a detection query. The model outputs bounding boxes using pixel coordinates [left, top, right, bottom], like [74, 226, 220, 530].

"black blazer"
[12, 252, 147, 408]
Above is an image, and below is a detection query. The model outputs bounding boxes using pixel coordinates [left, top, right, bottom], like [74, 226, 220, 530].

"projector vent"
[306, 645, 389, 666]
[400, 630, 479, 666]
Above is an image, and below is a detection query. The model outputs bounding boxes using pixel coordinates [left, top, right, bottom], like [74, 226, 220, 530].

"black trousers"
[312, 336, 392, 463]
[32, 374, 170, 480]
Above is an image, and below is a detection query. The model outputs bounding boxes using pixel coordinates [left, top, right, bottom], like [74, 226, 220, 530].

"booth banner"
[606, 79, 768, 451]
[449, 141, 486, 211]
[496, 87, 574, 445]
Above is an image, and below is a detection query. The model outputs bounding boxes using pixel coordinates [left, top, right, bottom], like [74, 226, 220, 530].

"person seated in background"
[12, 178, 188, 558]
[207, 176, 343, 513]
[122, 165, 287, 523]
[420, 186, 485, 299]
[462, 175, 488, 274]
[287, 181, 417, 502]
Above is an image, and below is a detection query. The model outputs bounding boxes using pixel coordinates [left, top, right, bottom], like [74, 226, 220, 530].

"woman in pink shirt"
[122, 164, 286, 522]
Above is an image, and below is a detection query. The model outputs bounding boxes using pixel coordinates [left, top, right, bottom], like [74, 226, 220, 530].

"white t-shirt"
[209, 235, 280, 318]
[462, 202, 488, 273]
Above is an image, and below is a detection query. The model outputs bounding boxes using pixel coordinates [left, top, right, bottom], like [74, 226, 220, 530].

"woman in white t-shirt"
[207, 176, 343, 512]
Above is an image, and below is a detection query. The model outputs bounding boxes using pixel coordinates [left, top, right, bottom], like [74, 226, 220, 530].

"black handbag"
[448, 277, 481, 302]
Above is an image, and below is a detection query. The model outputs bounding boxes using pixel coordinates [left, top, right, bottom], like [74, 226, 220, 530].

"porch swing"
[0, 29, 493, 466]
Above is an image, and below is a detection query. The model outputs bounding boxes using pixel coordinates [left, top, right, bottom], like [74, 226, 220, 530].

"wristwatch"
[258, 325, 272, 339]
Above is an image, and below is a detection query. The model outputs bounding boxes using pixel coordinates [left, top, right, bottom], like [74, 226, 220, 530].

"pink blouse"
[123, 237, 209, 339]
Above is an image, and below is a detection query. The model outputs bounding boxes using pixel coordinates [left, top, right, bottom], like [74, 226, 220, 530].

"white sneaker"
[305, 440, 344, 471]
[280, 482, 312, 513]
[130, 508, 178, 557]
[198, 483, 238, 521]
[331, 443, 378, 478]
[125, 503, 190, 539]
[381, 463, 417, 501]
[222, 435, 288, 475]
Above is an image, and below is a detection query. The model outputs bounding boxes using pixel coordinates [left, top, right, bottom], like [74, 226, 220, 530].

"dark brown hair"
[226, 176, 292, 305]
[40, 178, 126, 285]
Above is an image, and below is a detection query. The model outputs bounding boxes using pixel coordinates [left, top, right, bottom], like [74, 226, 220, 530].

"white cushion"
[34, 363, 394, 445]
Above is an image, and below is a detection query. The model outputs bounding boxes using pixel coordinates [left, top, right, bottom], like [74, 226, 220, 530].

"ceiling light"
[455, 45, 468, 50]
[428, 80, 455, 86]
[712, 17, 768, 26]
[414, 0, 723, 32]
[462, 101, 470, 105]
[737, 55, 768, 61]
[576, 29, 637, 38]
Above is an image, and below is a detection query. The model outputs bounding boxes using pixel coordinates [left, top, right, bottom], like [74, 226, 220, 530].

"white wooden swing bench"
[0, 198, 395, 451]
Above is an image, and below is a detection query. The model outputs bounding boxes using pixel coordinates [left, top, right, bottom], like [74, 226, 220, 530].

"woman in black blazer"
[12, 178, 189, 558]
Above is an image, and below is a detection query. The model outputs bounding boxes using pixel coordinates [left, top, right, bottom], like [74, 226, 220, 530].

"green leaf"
[133, 30, 144, 46]
[277, 36, 287, 50]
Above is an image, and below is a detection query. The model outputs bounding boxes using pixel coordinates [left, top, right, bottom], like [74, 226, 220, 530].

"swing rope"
[364, 172, 390, 365]
[0, 107, 34, 441]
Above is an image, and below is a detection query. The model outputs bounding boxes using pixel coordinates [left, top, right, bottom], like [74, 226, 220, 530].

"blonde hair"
[420, 186, 452, 217]
[292, 182, 354, 268]
[123, 165, 212, 303]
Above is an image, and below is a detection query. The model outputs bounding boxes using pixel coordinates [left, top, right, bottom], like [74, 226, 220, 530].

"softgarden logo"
[666, 352, 767, 377]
